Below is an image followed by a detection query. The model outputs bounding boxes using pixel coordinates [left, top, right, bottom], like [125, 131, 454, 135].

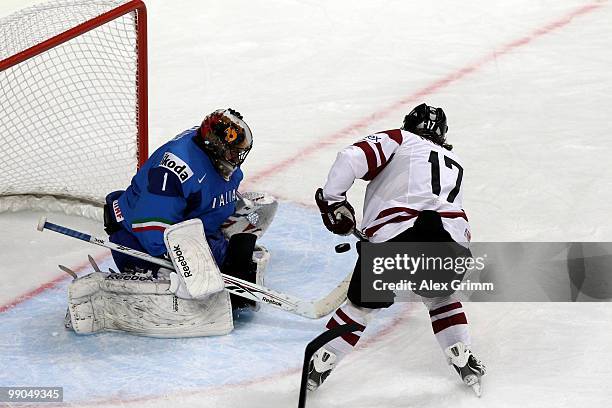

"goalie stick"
[37, 216, 355, 319]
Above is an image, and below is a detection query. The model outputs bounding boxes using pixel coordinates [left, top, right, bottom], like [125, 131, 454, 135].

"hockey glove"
[315, 188, 356, 236]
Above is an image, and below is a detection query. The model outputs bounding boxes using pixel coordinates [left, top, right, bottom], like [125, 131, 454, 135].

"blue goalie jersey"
[111, 127, 242, 262]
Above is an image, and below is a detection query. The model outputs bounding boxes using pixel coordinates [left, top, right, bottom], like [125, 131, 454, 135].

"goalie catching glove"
[315, 188, 356, 236]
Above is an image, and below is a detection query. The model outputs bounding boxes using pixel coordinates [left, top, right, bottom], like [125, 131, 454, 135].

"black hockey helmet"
[200, 108, 253, 180]
[402, 103, 451, 150]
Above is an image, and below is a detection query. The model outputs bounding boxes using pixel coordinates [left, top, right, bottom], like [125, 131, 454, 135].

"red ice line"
[0, 1, 604, 315]
[0, 3, 604, 405]
[0, 273, 68, 314]
[244, 1, 605, 190]
[0, 253, 108, 313]
[49, 304, 418, 408]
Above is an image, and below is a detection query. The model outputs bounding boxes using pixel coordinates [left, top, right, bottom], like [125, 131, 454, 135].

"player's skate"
[445, 342, 486, 397]
[307, 347, 338, 391]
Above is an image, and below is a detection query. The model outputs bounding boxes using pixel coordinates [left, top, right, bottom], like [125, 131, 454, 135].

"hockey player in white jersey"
[308, 103, 486, 395]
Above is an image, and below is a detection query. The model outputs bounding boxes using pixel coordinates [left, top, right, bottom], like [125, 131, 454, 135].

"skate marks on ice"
[0, 203, 403, 404]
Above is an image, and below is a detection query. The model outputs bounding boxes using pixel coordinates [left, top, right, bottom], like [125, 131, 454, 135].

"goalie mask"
[402, 103, 452, 150]
[199, 108, 253, 180]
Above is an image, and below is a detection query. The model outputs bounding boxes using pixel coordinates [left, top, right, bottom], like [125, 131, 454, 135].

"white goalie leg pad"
[67, 272, 107, 334]
[164, 218, 224, 299]
[222, 192, 278, 239]
[67, 272, 233, 337]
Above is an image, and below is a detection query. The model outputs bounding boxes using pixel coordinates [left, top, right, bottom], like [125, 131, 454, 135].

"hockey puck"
[334, 243, 351, 253]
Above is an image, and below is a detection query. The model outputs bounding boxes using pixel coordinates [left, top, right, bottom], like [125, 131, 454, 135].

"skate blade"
[88, 255, 102, 272]
[462, 374, 482, 398]
[58, 265, 77, 280]
[470, 381, 482, 398]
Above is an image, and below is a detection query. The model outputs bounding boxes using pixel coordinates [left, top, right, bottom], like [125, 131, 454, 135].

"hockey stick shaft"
[41, 220, 173, 267]
[352, 228, 367, 241]
[37, 217, 347, 319]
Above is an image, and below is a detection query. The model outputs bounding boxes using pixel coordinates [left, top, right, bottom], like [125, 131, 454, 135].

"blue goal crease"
[0, 204, 400, 403]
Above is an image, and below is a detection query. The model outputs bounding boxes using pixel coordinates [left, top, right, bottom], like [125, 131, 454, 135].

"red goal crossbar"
[0, 0, 149, 167]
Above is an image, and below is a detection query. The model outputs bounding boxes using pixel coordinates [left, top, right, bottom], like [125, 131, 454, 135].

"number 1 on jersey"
[162, 172, 168, 192]
[428, 151, 463, 203]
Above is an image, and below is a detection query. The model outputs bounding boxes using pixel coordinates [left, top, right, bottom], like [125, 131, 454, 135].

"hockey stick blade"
[38, 217, 348, 319]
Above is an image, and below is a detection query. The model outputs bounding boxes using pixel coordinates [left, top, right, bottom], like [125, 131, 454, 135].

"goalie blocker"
[164, 218, 226, 300]
[66, 192, 275, 337]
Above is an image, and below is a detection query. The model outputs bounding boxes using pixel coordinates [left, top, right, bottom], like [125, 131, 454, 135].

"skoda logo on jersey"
[159, 152, 194, 183]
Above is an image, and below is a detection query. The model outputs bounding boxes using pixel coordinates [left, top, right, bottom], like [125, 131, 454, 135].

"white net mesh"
[0, 0, 145, 210]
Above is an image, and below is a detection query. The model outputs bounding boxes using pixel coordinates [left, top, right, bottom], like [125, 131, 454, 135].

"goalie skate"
[445, 342, 486, 397]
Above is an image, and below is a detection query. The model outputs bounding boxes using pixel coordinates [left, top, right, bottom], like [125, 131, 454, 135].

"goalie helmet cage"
[0, 0, 148, 220]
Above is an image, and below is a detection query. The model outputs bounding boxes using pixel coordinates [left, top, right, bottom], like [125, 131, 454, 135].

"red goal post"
[0, 0, 148, 219]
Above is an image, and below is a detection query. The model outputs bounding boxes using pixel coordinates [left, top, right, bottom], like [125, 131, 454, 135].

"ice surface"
[0, 204, 405, 404]
[1, 0, 611, 407]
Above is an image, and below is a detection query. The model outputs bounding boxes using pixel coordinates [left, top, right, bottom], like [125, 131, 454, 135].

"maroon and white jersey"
[322, 129, 470, 244]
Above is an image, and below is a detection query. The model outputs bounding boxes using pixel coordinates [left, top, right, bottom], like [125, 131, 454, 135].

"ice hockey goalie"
[63, 109, 280, 337]
[64, 191, 277, 338]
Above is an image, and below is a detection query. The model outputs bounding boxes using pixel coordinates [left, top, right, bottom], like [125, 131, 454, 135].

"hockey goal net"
[0, 0, 147, 219]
